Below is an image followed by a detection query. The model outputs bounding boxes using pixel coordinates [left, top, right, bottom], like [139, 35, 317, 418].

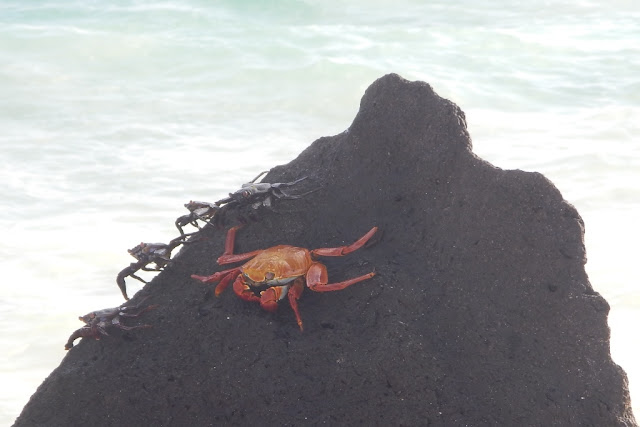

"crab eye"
[265, 272, 275, 280]
[242, 190, 251, 198]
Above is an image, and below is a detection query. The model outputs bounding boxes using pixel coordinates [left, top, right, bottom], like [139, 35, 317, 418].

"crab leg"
[191, 267, 243, 296]
[273, 187, 319, 200]
[286, 279, 305, 331]
[192, 211, 216, 228]
[249, 170, 269, 183]
[116, 262, 147, 300]
[275, 176, 307, 187]
[118, 304, 159, 318]
[306, 262, 376, 292]
[141, 265, 163, 272]
[191, 266, 242, 283]
[311, 227, 378, 257]
[216, 225, 264, 265]
[113, 323, 153, 331]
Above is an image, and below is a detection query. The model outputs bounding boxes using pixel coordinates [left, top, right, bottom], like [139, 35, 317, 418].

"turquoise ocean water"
[1, 1, 638, 423]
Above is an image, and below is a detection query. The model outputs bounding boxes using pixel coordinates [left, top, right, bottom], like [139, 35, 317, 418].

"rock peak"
[14, 75, 636, 427]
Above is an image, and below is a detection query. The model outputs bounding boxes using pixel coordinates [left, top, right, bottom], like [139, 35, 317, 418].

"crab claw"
[259, 288, 281, 313]
[64, 326, 95, 350]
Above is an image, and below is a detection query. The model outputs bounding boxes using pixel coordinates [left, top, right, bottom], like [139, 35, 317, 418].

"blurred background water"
[1, 0, 638, 423]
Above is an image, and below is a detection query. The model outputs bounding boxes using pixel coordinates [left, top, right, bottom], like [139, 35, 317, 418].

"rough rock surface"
[14, 74, 636, 426]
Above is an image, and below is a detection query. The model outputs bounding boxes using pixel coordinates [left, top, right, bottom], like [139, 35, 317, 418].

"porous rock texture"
[14, 74, 636, 426]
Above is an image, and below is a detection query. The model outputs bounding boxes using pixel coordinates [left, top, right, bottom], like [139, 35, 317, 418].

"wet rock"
[13, 74, 636, 426]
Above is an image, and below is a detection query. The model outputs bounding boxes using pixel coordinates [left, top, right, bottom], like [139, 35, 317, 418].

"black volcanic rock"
[14, 74, 636, 426]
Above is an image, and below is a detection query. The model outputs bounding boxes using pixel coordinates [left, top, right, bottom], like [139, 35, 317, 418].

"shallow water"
[1, 1, 639, 423]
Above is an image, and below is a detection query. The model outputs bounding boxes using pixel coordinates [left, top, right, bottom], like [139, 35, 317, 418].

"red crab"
[191, 225, 378, 331]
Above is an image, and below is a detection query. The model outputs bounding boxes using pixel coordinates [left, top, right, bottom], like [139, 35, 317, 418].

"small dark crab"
[215, 171, 316, 210]
[117, 234, 191, 300]
[64, 297, 157, 350]
[176, 171, 316, 234]
[175, 201, 221, 237]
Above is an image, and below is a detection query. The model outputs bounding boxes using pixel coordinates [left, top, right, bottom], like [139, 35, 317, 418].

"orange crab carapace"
[191, 225, 378, 331]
